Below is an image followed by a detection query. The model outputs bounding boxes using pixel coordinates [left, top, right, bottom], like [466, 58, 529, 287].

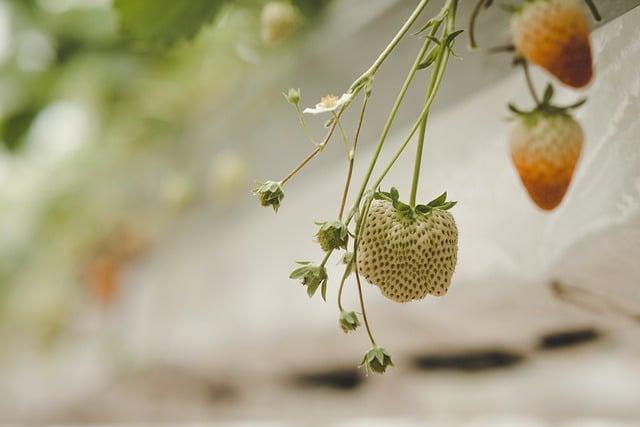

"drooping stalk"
[468, 0, 488, 49]
[407, 0, 458, 208]
[349, 0, 432, 94]
[409, 115, 428, 207]
[345, 22, 443, 224]
[520, 59, 540, 105]
[338, 95, 368, 220]
[280, 109, 343, 185]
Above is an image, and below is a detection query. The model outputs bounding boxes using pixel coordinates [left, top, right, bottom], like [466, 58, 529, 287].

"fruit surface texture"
[510, 112, 583, 210]
[512, 0, 593, 88]
[357, 200, 458, 303]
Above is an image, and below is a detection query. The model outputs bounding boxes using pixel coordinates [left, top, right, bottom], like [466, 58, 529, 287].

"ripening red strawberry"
[510, 109, 583, 210]
[511, 0, 593, 88]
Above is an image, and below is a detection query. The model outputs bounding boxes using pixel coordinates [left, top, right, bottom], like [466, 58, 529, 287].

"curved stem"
[295, 105, 318, 146]
[337, 261, 351, 312]
[335, 113, 352, 161]
[354, 261, 376, 346]
[339, 96, 368, 220]
[349, 0, 432, 93]
[521, 59, 540, 105]
[468, 0, 486, 49]
[280, 108, 343, 185]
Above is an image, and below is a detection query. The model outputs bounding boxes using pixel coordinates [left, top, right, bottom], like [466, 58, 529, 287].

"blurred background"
[0, 0, 639, 425]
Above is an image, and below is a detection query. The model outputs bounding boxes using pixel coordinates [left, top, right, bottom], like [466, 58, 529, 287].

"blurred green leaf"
[113, 0, 230, 48]
[1, 107, 40, 152]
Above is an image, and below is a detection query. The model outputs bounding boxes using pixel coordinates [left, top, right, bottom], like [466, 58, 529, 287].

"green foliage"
[113, 0, 230, 48]
[1, 106, 40, 152]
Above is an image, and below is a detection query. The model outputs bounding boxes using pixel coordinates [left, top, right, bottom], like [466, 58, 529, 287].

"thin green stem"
[295, 105, 318, 146]
[334, 113, 352, 161]
[468, 0, 487, 50]
[521, 59, 540, 105]
[349, 0, 432, 93]
[320, 250, 332, 267]
[337, 260, 351, 312]
[409, 115, 427, 207]
[373, 0, 457, 206]
[338, 96, 368, 220]
[354, 262, 376, 346]
[280, 108, 343, 185]
[345, 25, 442, 224]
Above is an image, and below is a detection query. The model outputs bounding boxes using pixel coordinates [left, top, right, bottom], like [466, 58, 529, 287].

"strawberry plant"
[254, 0, 601, 374]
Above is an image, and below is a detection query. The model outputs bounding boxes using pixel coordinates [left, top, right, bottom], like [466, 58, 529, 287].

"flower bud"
[289, 261, 328, 300]
[315, 220, 348, 252]
[283, 88, 301, 106]
[360, 346, 394, 375]
[338, 310, 359, 333]
[253, 180, 284, 212]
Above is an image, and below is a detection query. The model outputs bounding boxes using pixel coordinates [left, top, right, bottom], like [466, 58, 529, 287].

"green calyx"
[508, 83, 586, 122]
[253, 180, 285, 212]
[283, 88, 301, 106]
[374, 187, 457, 220]
[360, 346, 394, 375]
[289, 261, 328, 300]
[315, 220, 349, 252]
[338, 310, 360, 333]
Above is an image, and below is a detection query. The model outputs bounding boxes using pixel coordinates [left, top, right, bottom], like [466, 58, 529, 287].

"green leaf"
[307, 281, 320, 297]
[113, 0, 229, 49]
[418, 45, 441, 69]
[1, 106, 40, 152]
[542, 84, 554, 104]
[389, 187, 399, 202]
[439, 201, 457, 210]
[427, 192, 448, 207]
[289, 266, 309, 279]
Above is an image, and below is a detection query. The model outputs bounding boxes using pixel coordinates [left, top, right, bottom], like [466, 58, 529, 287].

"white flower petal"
[303, 92, 352, 115]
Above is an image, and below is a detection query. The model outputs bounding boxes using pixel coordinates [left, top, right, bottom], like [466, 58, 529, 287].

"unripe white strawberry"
[357, 189, 458, 303]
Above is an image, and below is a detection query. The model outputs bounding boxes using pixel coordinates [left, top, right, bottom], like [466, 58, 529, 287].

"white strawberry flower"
[303, 93, 352, 115]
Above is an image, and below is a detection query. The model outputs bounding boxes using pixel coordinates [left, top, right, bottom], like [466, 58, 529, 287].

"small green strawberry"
[360, 346, 394, 375]
[315, 220, 349, 252]
[357, 188, 458, 303]
[289, 261, 328, 300]
[338, 310, 360, 333]
[253, 180, 284, 212]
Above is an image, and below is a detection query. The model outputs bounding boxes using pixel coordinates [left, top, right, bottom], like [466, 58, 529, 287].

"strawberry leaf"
[542, 84, 554, 104]
[427, 192, 448, 207]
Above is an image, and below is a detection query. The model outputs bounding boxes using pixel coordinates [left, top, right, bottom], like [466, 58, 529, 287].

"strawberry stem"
[280, 108, 343, 185]
[348, 0, 433, 94]
[354, 262, 376, 346]
[520, 59, 541, 105]
[468, 0, 489, 50]
[338, 94, 368, 220]
[409, 114, 428, 208]
[345, 24, 443, 225]
[583, 0, 602, 21]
